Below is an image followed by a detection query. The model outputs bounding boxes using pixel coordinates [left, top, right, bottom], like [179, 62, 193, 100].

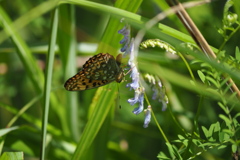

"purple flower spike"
[128, 98, 138, 106]
[118, 22, 150, 128]
[132, 92, 144, 115]
[120, 38, 130, 52]
[143, 106, 151, 128]
[118, 24, 131, 54]
[124, 38, 134, 58]
[132, 105, 143, 115]
[161, 101, 167, 111]
[126, 67, 140, 90]
[120, 36, 128, 45]
[118, 25, 130, 35]
[127, 88, 142, 105]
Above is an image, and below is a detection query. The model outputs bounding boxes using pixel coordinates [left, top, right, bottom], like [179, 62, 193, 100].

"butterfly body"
[64, 53, 124, 91]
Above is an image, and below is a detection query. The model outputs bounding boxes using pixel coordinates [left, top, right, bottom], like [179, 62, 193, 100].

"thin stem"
[178, 52, 195, 81]
[6, 95, 42, 128]
[152, 107, 170, 143]
[143, 91, 170, 143]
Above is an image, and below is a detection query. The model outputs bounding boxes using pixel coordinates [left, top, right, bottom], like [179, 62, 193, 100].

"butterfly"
[64, 53, 124, 91]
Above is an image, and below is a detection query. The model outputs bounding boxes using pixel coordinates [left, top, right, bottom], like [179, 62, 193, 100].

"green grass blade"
[40, 8, 59, 160]
[71, 84, 118, 160]
[0, 6, 44, 93]
[58, 4, 79, 141]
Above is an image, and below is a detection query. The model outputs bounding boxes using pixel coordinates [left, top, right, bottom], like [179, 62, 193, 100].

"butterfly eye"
[115, 71, 124, 83]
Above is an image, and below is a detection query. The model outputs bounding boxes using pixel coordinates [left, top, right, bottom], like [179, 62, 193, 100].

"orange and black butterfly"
[64, 53, 124, 91]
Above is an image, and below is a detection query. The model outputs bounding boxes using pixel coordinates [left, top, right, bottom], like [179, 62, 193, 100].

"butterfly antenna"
[124, 63, 137, 76]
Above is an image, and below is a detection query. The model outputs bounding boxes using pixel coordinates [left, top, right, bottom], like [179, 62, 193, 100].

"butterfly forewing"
[64, 53, 124, 91]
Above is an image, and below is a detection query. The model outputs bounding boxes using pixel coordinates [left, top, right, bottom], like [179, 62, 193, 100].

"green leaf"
[166, 143, 182, 160]
[218, 145, 227, 149]
[197, 70, 206, 83]
[208, 124, 215, 137]
[177, 135, 188, 147]
[209, 122, 220, 141]
[202, 122, 221, 141]
[219, 114, 232, 126]
[201, 126, 209, 139]
[219, 131, 230, 142]
[212, 122, 221, 133]
[0, 126, 19, 137]
[198, 142, 214, 148]
[233, 112, 240, 119]
[232, 118, 239, 128]
[205, 76, 219, 88]
[0, 152, 24, 160]
[166, 143, 175, 159]
[192, 139, 205, 150]
[172, 145, 183, 160]
[157, 152, 171, 160]
[232, 144, 237, 152]
[235, 47, 240, 61]
[222, 129, 234, 136]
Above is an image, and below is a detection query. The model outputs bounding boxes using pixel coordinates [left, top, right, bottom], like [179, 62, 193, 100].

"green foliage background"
[0, 0, 239, 160]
